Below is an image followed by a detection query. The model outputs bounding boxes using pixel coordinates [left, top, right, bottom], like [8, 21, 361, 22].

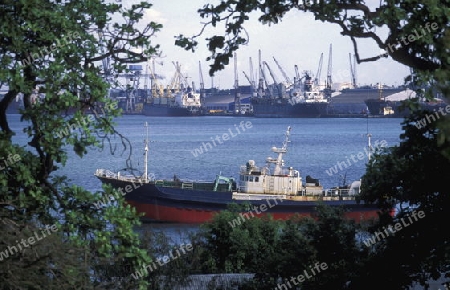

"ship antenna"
[271, 126, 291, 175]
[282, 126, 291, 151]
[144, 122, 149, 182]
[367, 132, 372, 161]
[366, 116, 372, 162]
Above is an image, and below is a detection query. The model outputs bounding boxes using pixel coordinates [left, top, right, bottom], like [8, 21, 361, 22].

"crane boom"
[259, 64, 272, 98]
[294, 65, 300, 80]
[242, 71, 253, 86]
[263, 61, 282, 98]
[315, 53, 323, 86]
[198, 61, 205, 108]
[326, 44, 332, 90]
[199, 61, 204, 91]
[273, 57, 291, 85]
[263, 61, 279, 85]
[234, 52, 241, 114]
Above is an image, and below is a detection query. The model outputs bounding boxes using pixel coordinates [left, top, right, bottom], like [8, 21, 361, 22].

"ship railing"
[182, 182, 194, 190]
[155, 180, 168, 186]
[239, 165, 263, 174]
[95, 169, 148, 183]
[117, 174, 145, 183]
[239, 166, 272, 176]
[233, 192, 287, 200]
[324, 188, 354, 196]
[95, 169, 117, 179]
[156, 179, 184, 187]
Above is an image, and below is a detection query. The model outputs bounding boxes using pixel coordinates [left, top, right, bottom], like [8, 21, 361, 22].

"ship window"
[240, 175, 244, 181]
[255, 177, 259, 182]
[249, 176, 254, 182]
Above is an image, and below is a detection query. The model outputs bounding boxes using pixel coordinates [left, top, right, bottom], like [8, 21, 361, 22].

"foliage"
[0, 0, 162, 288]
[176, 0, 450, 81]
[358, 108, 450, 289]
[176, 3, 450, 287]
[194, 203, 282, 274]
[193, 204, 373, 290]
[138, 229, 194, 289]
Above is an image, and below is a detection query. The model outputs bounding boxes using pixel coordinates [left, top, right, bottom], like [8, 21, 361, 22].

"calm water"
[9, 114, 403, 191]
[7, 114, 403, 236]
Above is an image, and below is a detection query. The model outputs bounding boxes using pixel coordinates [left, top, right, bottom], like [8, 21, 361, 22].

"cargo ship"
[251, 72, 329, 118]
[142, 86, 202, 116]
[365, 98, 448, 117]
[94, 125, 380, 223]
[363, 87, 448, 117]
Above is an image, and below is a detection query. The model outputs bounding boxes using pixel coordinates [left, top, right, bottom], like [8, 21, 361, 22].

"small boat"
[94, 125, 379, 223]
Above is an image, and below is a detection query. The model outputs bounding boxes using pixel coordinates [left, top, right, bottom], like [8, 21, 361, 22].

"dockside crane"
[273, 57, 292, 88]
[242, 57, 257, 97]
[170, 61, 191, 92]
[242, 57, 256, 90]
[198, 61, 205, 105]
[325, 44, 333, 98]
[257, 49, 265, 98]
[242, 71, 253, 87]
[294, 64, 302, 88]
[314, 53, 323, 87]
[294, 65, 301, 80]
[148, 57, 165, 98]
[234, 52, 241, 114]
[259, 66, 272, 98]
[263, 61, 282, 98]
[349, 53, 357, 88]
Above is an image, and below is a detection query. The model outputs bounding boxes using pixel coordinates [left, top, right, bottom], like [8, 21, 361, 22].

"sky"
[122, 0, 411, 90]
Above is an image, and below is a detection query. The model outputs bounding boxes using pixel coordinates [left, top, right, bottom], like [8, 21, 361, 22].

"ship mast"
[144, 122, 149, 182]
[366, 115, 372, 161]
[270, 126, 291, 175]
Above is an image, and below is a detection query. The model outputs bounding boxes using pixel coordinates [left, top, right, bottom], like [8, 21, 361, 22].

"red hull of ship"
[127, 201, 380, 223]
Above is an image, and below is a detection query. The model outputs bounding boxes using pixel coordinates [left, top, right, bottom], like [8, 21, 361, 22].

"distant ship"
[325, 87, 406, 117]
[108, 62, 204, 116]
[363, 87, 447, 117]
[251, 72, 329, 118]
[142, 86, 202, 117]
[95, 125, 381, 223]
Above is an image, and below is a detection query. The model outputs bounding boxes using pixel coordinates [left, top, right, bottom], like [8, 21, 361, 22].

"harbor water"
[9, 114, 403, 193]
[8, 114, 403, 234]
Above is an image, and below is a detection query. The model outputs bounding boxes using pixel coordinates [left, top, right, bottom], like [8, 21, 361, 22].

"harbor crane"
[97, 29, 163, 112]
[243, 71, 253, 87]
[259, 63, 272, 98]
[198, 61, 206, 106]
[294, 65, 301, 80]
[249, 57, 255, 87]
[242, 57, 257, 97]
[169, 61, 192, 92]
[148, 57, 165, 98]
[249, 57, 257, 97]
[263, 61, 282, 98]
[294, 64, 302, 88]
[234, 52, 241, 114]
[326, 44, 332, 91]
[324, 44, 333, 98]
[257, 49, 266, 98]
[314, 53, 323, 87]
[273, 57, 292, 87]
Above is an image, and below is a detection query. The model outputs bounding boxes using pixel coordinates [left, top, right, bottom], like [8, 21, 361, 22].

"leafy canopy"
[0, 0, 161, 289]
[175, 0, 449, 91]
